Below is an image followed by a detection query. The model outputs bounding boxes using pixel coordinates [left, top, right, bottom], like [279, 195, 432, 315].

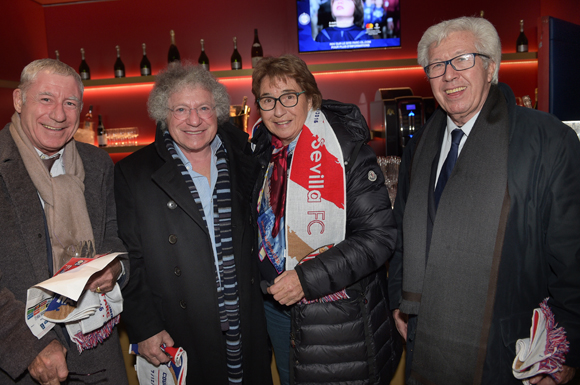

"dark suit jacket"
[115, 124, 272, 385]
[0, 124, 128, 384]
[389, 84, 580, 384]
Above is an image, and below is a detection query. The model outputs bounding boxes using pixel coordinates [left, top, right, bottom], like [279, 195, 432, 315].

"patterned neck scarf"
[163, 131, 242, 384]
[269, 136, 288, 238]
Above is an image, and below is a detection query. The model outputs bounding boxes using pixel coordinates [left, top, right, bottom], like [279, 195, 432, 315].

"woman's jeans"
[264, 298, 292, 385]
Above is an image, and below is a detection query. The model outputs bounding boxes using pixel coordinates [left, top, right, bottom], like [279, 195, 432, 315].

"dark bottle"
[168, 30, 181, 63]
[55, 50, 60, 61]
[516, 20, 528, 53]
[198, 39, 210, 71]
[97, 114, 107, 147]
[231, 37, 242, 70]
[83, 105, 94, 131]
[114, 45, 125, 78]
[251, 29, 263, 68]
[140, 43, 152, 76]
[79, 48, 90, 80]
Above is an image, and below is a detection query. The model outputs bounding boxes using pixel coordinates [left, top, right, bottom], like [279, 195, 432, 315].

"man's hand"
[267, 270, 305, 306]
[85, 259, 122, 294]
[138, 330, 175, 367]
[393, 309, 409, 340]
[28, 340, 68, 385]
[528, 366, 576, 385]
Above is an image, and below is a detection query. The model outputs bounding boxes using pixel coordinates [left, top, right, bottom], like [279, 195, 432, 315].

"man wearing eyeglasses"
[114, 63, 272, 384]
[388, 16, 580, 385]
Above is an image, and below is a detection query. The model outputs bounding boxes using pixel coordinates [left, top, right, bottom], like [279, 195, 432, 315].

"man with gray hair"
[389, 16, 580, 384]
[115, 62, 272, 384]
[0, 59, 128, 384]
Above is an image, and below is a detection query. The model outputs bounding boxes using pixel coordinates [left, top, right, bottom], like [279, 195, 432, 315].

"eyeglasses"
[424, 53, 489, 79]
[168, 105, 215, 120]
[257, 91, 305, 111]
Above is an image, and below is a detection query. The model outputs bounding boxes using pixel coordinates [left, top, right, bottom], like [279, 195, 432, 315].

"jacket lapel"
[0, 127, 51, 282]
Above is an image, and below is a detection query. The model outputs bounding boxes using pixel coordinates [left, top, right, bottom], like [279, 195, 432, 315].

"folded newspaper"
[130, 344, 188, 385]
[25, 252, 126, 352]
[512, 298, 570, 384]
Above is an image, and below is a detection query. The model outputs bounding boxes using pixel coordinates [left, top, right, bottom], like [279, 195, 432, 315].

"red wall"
[1, 0, 577, 143]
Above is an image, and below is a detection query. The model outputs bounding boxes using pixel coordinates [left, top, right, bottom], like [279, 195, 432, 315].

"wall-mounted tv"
[297, 0, 401, 53]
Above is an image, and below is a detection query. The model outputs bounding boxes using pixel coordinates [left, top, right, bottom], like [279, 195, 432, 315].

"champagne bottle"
[168, 30, 181, 63]
[516, 20, 528, 53]
[198, 39, 210, 71]
[114, 45, 125, 78]
[140, 43, 152, 76]
[97, 114, 107, 147]
[79, 48, 90, 80]
[251, 29, 263, 68]
[84, 105, 94, 131]
[231, 37, 242, 70]
[55, 50, 60, 61]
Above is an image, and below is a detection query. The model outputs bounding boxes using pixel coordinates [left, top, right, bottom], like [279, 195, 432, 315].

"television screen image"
[297, 0, 401, 53]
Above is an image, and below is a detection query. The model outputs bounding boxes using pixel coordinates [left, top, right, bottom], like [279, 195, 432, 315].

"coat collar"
[0, 125, 54, 283]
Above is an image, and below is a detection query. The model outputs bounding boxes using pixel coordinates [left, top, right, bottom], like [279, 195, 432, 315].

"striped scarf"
[164, 131, 242, 384]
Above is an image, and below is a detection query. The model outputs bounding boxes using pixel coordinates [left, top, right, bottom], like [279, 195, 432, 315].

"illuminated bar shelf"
[0, 53, 537, 89]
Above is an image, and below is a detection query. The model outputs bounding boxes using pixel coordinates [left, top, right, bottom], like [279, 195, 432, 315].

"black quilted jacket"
[251, 99, 403, 385]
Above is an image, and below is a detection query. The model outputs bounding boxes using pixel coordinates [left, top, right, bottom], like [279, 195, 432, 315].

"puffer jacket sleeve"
[295, 142, 396, 300]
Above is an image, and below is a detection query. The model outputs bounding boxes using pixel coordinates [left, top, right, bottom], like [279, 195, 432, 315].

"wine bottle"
[55, 50, 60, 61]
[534, 88, 538, 109]
[140, 43, 152, 76]
[168, 30, 181, 63]
[516, 20, 528, 53]
[198, 39, 210, 71]
[231, 37, 242, 70]
[97, 114, 107, 147]
[114, 45, 125, 78]
[84, 105, 94, 131]
[251, 29, 263, 68]
[79, 48, 90, 80]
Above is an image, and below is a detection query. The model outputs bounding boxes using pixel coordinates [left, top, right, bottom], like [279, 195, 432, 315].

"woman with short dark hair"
[250, 54, 402, 385]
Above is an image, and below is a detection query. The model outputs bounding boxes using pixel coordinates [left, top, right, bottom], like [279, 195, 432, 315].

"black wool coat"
[115, 123, 272, 385]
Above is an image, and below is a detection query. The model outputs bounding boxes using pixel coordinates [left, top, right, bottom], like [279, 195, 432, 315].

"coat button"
[180, 300, 187, 309]
[174, 267, 181, 277]
[167, 200, 177, 209]
[169, 234, 178, 244]
[251, 278, 255, 284]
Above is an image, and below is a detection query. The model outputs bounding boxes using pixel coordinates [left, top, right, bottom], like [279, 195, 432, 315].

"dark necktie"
[434, 128, 464, 208]
[42, 154, 61, 173]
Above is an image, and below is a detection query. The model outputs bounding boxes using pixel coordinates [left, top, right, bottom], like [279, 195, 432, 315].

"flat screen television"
[297, 0, 401, 53]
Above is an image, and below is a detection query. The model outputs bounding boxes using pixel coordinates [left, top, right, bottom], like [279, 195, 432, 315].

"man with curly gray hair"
[115, 62, 273, 384]
[389, 16, 580, 385]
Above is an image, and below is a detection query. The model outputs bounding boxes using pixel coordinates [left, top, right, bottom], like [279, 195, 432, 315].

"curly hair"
[19, 59, 83, 104]
[251, 54, 322, 111]
[148, 62, 230, 130]
[417, 16, 501, 84]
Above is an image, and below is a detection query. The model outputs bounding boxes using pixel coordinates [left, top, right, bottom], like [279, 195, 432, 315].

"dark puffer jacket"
[251, 99, 403, 385]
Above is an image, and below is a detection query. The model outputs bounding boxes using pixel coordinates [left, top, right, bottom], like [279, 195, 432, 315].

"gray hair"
[19, 58, 84, 104]
[148, 62, 230, 130]
[417, 16, 502, 84]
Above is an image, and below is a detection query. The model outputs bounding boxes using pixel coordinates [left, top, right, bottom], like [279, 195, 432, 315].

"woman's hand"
[267, 270, 305, 306]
